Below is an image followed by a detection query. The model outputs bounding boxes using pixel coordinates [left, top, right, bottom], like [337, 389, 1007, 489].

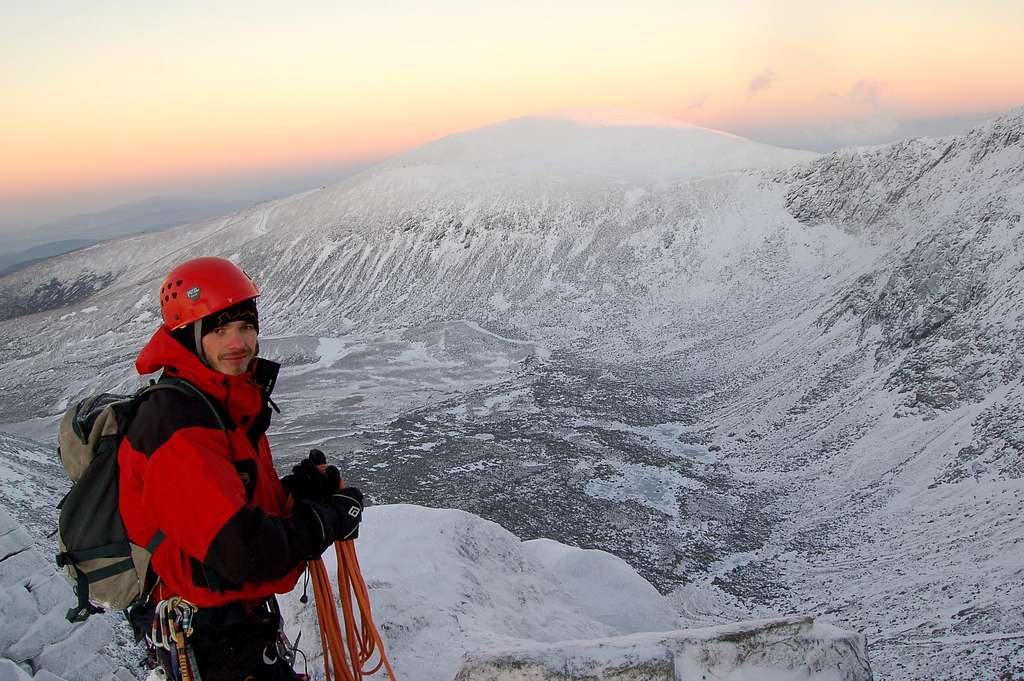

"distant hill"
[0, 196, 253, 274]
[0, 239, 97, 277]
[0, 168, 375, 275]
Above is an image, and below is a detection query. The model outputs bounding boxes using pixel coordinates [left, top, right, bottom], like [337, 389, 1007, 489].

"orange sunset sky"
[2, 1, 1023, 233]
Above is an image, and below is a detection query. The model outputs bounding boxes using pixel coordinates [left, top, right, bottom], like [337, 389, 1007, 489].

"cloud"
[795, 77, 899, 145]
[817, 78, 891, 113]
[747, 69, 777, 96]
[731, 76, 919, 150]
[732, 109, 1001, 153]
[687, 94, 709, 110]
[831, 112, 900, 145]
[847, 79, 887, 108]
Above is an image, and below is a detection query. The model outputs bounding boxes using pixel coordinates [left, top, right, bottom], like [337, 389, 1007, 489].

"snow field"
[279, 504, 677, 681]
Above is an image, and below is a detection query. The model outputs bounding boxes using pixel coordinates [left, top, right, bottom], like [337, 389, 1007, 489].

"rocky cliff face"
[777, 107, 1024, 430]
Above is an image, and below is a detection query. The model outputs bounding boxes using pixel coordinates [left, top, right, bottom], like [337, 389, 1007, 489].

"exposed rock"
[0, 273, 116, 323]
[454, 616, 873, 681]
[0, 507, 131, 681]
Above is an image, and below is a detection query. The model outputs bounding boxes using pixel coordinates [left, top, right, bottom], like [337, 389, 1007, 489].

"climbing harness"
[144, 595, 306, 681]
[309, 540, 397, 681]
[267, 595, 304, 674]
[149, 597, 203, 681]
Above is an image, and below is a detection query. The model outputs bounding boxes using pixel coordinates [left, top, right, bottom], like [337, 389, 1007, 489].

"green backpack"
[55, 377, 224, 622]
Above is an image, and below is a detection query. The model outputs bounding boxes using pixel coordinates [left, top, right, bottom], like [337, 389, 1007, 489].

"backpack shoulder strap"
[139, 378, 229, 433]
[139, 378, 238, 595]
[124, 379, 230, 595]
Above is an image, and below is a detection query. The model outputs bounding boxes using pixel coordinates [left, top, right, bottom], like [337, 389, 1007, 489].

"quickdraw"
[149, 597, 202, 681]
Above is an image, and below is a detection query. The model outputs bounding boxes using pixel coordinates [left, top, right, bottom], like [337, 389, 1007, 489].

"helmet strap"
[193, 322, 211, 369]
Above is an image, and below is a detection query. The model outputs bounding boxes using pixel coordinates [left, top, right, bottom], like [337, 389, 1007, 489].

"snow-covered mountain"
[2, 108, 1023, 680]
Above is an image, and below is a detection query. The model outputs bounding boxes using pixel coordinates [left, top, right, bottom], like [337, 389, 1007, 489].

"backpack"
[55, 377, 225, 622]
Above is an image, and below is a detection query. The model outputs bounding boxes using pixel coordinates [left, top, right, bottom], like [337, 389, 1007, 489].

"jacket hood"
[135, 325, 279, 425]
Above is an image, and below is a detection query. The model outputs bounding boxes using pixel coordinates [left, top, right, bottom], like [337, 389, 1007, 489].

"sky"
[2, 0, 1023, 236]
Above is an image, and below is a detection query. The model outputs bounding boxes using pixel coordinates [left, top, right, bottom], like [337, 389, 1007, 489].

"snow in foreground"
[280, 505, 871, 681]
[1, 502, 871, 681]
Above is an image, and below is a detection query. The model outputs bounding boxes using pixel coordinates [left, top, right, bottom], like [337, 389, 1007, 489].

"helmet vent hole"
[176, 280, 183, 286]
[171, 292, 177, 299]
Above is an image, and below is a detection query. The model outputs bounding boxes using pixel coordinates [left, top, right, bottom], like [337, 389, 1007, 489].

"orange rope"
[309, 541, 398, 681]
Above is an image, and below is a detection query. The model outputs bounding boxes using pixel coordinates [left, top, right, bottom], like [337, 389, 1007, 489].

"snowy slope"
[0, 436, 869, 681]
[280, 504, 678, 681]
[696, 109, 1024, 680]
[2, 108, 1023, 679]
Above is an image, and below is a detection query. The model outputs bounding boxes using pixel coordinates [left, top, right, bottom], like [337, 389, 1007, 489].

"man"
[118, 256, 362, 681]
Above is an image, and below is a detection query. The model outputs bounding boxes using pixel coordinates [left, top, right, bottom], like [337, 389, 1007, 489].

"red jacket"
[118, 326, 305, 607]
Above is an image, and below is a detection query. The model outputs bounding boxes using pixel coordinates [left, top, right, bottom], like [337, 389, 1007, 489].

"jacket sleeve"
[141, 426, 318, 585]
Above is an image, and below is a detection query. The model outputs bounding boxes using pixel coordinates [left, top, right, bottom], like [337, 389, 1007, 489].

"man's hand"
[328, 487, 364, 541]
[297, 486, 364, 558]
[281, 449, 342, 503]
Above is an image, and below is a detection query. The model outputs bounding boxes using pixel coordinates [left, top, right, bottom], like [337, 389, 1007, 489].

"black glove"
[296, 487, 364, 558]
[281, 449, 342, 503]
[329, 487, 364, 541]
[292, 502, 333, 560]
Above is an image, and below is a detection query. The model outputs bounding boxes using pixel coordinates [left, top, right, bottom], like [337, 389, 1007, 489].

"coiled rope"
[309, 541, 397, 681]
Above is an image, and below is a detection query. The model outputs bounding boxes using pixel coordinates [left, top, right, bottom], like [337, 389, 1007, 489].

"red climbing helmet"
[159, 257, 260, 330]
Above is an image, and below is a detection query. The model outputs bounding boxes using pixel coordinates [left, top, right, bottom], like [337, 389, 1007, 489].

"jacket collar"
[136, 326, 280, 426]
